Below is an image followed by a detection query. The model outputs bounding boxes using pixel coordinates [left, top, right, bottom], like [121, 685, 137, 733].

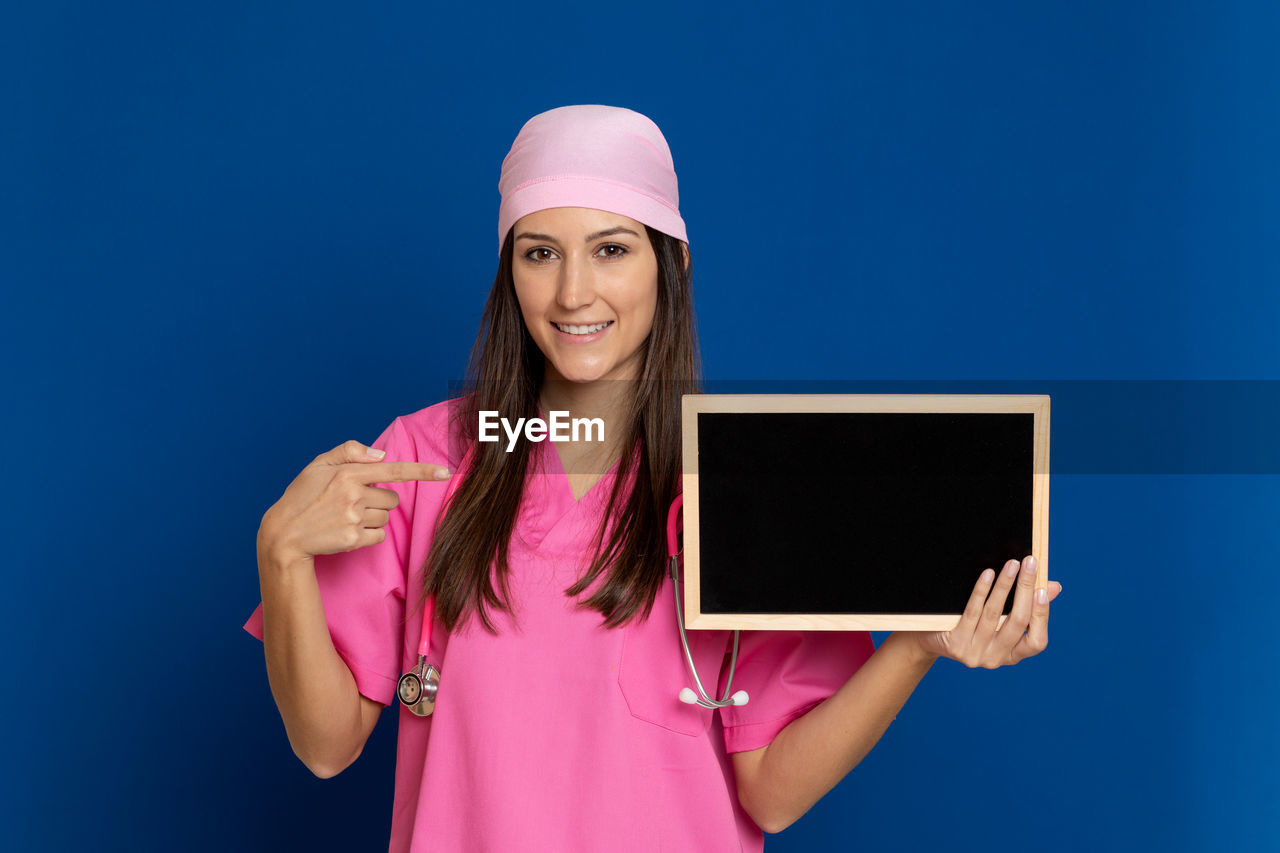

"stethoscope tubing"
[667, 494, 746, 709]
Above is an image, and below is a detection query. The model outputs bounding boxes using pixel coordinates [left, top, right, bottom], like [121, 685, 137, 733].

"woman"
[244, 105, 1062, 852]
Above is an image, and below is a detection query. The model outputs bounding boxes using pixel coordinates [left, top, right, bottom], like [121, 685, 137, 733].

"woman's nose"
[555, 254, 596, 310]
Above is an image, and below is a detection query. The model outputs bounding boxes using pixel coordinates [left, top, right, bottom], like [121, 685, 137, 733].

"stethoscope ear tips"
[678, 687, 750, 708]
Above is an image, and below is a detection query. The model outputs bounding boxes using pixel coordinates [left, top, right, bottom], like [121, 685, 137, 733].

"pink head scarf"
[496, 104, 688, 256]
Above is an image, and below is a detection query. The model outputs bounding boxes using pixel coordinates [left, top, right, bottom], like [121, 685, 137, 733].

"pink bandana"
[496, 104, 688, 255]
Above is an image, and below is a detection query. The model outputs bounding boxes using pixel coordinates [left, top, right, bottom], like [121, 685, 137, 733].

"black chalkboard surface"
[680, 394, 1050, 631]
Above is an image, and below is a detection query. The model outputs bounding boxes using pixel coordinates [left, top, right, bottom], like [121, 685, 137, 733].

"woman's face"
[511, 207, 659, 387]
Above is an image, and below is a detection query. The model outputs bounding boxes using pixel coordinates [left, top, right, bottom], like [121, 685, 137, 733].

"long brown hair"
[413, 223, 701, 633]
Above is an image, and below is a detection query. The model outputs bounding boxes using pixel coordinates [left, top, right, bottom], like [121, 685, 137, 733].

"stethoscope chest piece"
[398, 655, 441, 717]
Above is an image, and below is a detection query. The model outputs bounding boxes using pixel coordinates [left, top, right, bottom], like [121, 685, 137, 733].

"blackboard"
[680, 394, 1050, 631]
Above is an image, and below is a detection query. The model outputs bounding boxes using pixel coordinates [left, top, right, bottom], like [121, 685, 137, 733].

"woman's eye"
[524, 245, 626, 263]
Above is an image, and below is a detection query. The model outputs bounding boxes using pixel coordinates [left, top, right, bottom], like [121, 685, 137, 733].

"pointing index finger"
[350, 461, 451, 484]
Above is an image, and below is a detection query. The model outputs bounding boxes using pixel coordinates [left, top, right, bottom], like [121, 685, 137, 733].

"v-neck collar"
[511, 437, 625, 553]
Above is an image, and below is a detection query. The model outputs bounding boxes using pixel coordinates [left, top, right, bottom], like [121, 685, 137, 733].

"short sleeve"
[242, 417, 420, 706]
[717, 630, 876, 754]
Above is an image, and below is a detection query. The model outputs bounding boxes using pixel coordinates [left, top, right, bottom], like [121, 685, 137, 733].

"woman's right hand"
[257, 440, 451, 566]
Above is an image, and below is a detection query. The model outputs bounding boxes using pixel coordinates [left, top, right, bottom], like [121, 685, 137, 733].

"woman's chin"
[554, 371, 606, 385]
[544, 356, 639, 387]
[546, 361, 608, 385]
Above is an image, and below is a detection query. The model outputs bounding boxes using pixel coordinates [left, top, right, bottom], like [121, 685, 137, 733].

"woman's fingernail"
[1022, 558, 1037, 575]
[1004, 559, 1020, 577]
[981, 569, 995, 584]
[367, 447, 385, 459]
[1036, 587, 1048, 605]
[434, 468, 451, 479]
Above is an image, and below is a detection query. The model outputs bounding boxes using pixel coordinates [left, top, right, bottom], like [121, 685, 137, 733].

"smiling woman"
[244, 103, 1058, 853]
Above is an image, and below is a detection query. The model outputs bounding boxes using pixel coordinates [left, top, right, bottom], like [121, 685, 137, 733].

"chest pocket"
[617, 575, 731, 737]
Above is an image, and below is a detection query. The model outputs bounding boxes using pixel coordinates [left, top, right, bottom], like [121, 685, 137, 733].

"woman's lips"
[551, 320, 613, 343]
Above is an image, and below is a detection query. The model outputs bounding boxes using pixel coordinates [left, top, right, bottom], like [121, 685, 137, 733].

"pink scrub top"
[244, 398, 875, 852]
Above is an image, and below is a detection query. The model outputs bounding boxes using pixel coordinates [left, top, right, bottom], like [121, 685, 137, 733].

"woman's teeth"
[554, 321, 612, 335]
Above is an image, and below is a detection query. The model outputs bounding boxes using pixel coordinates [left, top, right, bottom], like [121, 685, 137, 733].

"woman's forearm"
[257, 541, 367, 778]
[737, 632, 938, 833]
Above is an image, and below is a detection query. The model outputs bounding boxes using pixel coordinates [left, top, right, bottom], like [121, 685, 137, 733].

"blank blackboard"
[680, 394, 1050, 631]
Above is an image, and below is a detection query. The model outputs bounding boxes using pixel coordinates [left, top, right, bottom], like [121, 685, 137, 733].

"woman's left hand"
[913, 556, 1062, 668]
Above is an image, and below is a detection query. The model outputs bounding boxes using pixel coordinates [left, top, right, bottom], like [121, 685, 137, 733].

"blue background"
[3, 1, 1277, 850]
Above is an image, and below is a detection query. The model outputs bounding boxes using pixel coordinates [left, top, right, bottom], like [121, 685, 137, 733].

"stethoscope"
[395, 449, 472, 716]
[397, 457, 748, 716]
[667, 494, 748, 709]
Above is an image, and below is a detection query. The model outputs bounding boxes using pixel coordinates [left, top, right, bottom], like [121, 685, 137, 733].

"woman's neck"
[538, 379, 635, 472]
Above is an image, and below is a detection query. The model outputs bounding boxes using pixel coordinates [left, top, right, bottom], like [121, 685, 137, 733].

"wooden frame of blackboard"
[680, 394, 1050, 631]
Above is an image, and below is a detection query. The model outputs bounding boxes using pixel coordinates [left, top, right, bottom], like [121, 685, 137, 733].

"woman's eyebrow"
[514, 226, 640, 244]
